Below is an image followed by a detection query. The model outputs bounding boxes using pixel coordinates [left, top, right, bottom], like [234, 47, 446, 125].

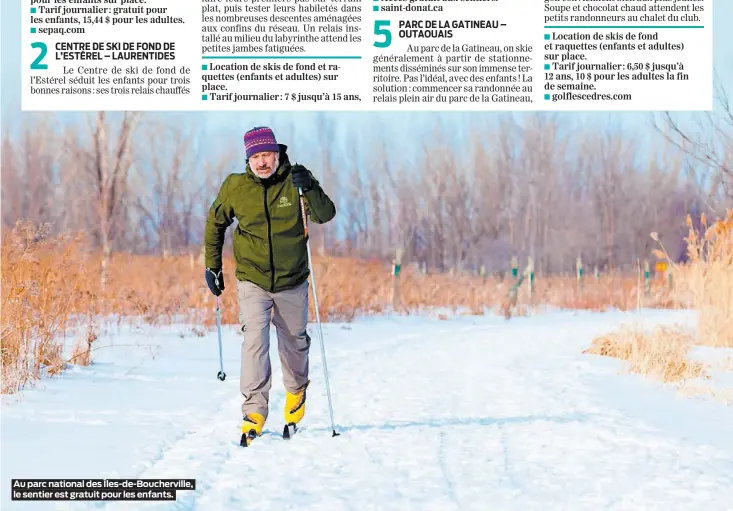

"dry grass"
[583, 210, 733, 395]
[583, 325, 708, 383]
[1, 222, 95, 393]
[1, 220, 679, 394]
[654, 210, 733, 347]
[527, 273, 674, 311]
[68, 322, 99, 368]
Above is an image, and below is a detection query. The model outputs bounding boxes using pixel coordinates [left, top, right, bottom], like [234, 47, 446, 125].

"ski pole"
[298, 187, 339, 437]
[216, 295, 226, 381]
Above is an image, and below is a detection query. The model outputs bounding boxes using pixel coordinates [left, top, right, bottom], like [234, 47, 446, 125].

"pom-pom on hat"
[244, 126, 279, 159]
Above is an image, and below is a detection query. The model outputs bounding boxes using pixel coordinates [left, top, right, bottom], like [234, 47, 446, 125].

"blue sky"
[2, 0, 732, 152]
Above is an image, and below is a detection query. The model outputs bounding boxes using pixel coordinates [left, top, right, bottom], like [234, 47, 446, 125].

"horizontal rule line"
[201, 56, 363, 59]
[544, 25, 704, 29]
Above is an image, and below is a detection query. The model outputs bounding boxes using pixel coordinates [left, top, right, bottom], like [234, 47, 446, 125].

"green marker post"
[392, 248, 403, 311]
[576, 256, 584, 290]
[527, 257, 535, 299]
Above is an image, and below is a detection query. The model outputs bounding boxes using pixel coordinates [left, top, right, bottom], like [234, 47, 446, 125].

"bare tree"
[0, 109, 708, 277]
[341, 133, 369, 254]
[1, 129, 22, 229]
[655, 76, 733, 207]
[66, 112, 142, 287]
[1, 115, 60, 230]
[312, 112, 338, 253]
[134, 119, 195, 255]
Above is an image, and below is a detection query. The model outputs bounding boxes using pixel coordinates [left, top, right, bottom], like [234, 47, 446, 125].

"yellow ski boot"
[240, 413, 265, 447]
[283, 380, 309, 439]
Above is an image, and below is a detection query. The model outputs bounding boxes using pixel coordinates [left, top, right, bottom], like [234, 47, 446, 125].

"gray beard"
[253, 156, 279, 179]
[255, 167, 276, 179]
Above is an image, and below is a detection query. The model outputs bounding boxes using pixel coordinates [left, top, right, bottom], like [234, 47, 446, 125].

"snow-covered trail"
[2, 310, 733, 510]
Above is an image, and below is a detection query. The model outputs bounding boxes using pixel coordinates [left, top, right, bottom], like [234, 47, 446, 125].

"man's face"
[250, 151, 279, 178]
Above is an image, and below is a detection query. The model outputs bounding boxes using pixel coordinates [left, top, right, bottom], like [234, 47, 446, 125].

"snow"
[2, 309, 732, 510]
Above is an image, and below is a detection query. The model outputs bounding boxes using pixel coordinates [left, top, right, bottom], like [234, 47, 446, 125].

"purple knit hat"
[244, 126, 279, 159]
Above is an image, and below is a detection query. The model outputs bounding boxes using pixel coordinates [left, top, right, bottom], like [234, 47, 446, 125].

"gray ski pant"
[236, 278, 311, 420]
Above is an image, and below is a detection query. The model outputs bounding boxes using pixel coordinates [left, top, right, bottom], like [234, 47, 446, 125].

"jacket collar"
[246, 144, 290, 184]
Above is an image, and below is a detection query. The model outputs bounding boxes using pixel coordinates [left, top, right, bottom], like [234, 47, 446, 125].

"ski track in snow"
[2, 310, 733, 510]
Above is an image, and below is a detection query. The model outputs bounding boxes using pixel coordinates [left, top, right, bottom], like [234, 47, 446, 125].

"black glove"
[291, 164, 312, 192]
[205, 268, 225, 296]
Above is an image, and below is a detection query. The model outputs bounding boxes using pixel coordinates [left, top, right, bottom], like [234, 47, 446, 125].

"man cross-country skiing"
[203, 126, 336, 446]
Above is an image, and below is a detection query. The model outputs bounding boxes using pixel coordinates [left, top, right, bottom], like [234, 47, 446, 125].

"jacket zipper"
[263, 185, 275, 292]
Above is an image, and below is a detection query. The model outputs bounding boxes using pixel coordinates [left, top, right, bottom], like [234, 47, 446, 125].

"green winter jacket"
[203, 144, 336, 292]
